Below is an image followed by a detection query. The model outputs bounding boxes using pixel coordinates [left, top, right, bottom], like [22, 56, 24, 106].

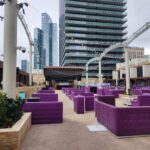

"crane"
[17, 10, 41, 86]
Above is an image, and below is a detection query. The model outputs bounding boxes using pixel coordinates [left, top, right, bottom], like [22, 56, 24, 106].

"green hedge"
[0, 93, 25, 128]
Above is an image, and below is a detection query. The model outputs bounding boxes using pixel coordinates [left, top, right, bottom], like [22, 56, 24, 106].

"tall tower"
[59, 0, 127, 78]
[21, 59, 29, 72]
[42, 13, 53, 66]
[52, 23, 58, 66]
[34, 28, 45, 69]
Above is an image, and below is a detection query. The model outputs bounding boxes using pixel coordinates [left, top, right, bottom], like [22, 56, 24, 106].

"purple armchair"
[23, 102, 63, 124]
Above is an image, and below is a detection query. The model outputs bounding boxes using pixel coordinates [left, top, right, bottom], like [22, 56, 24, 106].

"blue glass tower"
[34, 28, 45, 69]
[52, 23, 58, 66]
[42, 13, 53, 66]
[21, 60, 29, 72]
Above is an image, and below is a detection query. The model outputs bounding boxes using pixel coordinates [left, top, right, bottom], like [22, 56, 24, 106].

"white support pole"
[37, 55, 40, 87]
[29, 44, 32, 86]
[116, 71, 118, 87]
[3, 0, 18, 98]
[98, 60, 102, 87]
[125, 48, 130, 94]
[86, 65, 89, 87]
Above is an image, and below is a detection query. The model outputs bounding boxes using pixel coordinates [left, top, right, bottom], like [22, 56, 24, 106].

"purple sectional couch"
[132, 95, 150, 106]
[95, 97, 150, 136]
[32, 93, 58, 101]
[23, 102, 63, 124]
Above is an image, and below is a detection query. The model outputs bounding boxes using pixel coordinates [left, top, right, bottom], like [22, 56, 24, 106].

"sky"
[0, 0, 150, 68]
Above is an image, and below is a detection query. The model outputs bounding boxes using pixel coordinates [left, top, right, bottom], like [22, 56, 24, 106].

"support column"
[116, 71, 118, 87]
[3, 0, 18, 98]
[86, 65, 88, 87]
[125, 48, 130, 94]
[29, 44, 32, 86]
[98, 60, 102, 87]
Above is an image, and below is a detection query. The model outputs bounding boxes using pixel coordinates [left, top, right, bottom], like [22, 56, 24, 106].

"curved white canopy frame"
[86, 21, 150, 87]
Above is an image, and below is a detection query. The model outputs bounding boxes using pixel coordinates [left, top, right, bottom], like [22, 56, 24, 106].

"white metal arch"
[86, 21, 150, 87]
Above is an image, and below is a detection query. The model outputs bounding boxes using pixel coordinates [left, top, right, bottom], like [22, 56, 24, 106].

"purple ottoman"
[73, 96, 84, 114]
[84, 96, 94, 111]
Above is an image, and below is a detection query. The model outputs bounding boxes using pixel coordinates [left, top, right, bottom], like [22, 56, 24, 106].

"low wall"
[0, 113, 31, 150]
[16, 86, 43, 98]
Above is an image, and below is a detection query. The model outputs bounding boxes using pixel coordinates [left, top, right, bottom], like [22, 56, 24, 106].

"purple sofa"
[23, 102, 63, 124]
[32, 93, 58, 101]
[132, 95, 150, 106]
[95, 98, 150, 136]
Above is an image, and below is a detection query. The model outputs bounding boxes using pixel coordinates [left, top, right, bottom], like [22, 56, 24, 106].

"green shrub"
[0, 93, 25, 128]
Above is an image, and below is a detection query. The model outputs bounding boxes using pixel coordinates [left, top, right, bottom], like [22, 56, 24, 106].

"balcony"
[65, 52, 123, 59]
[64, 59, 121, 65]
[65, 13, 127, 23]
[65, 46, 124, 53]
[65, 27, 127, 35]
[65, 39, 117, 46]
[65, 20, 128, 29]
[66, 1, 127, 11]
[66, 7, 127, 17]
[66, 33, 126, 41]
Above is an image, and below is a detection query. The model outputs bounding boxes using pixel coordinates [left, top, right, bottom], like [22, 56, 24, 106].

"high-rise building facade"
[59, 0, 127, 78]
[42, 13, 53, 66]
[52, 23, 59, 66]
[34, 28, 45, 69]
[21, 59, 29, 72]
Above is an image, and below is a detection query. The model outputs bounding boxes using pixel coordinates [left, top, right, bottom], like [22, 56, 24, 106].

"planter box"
[0, 113, 31, 150]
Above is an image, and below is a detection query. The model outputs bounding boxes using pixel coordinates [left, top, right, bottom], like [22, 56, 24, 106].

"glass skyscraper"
[34, 28, 45, 69]
[52, 23, 58, 66]
[21, 60, 29, 72]
[42, 13, 53, 66]
[59, 0, 127, 78]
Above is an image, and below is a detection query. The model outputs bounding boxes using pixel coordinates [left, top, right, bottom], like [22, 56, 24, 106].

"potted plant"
[0, 92, 31, 150]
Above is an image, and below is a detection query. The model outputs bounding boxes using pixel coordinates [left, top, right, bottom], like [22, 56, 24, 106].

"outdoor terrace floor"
[21, 90, 150, 150]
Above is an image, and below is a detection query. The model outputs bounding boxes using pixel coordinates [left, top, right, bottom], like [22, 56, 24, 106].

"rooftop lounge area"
[16, 85, 150, 149]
